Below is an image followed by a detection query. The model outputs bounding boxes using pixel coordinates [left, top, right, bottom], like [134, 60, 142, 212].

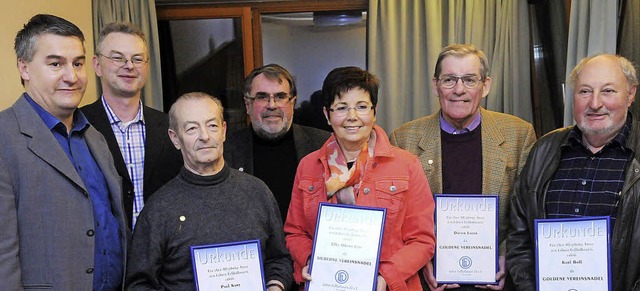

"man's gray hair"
[169, 92, 224, 130]
[434, 44, 490, 80]
[568, 54, 638, 89]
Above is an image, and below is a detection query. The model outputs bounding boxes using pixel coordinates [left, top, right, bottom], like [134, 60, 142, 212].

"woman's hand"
[376, 275, 387, 291]
[301, 264, 312, 281]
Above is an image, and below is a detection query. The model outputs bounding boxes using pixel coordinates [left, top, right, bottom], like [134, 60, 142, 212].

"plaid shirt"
[546, 114, 633, 231]
[102, 97, 146, 228]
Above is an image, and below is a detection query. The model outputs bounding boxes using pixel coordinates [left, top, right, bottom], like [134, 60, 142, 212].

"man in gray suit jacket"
[225, 64, 330, 223]
[0, 14, 127, 290]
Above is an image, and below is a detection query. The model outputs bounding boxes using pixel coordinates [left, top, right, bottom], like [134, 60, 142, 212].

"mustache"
[261, 109, 284, 118]
[584, 108, 609, 115]
[195, 142, 221, 150]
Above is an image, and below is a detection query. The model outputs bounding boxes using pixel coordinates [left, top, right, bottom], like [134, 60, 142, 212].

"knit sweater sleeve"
[259, 181, 294, 289]
[125, 204, 167, 290]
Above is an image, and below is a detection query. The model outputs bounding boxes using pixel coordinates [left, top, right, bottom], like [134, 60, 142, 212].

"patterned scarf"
[325, 128, 377, 204]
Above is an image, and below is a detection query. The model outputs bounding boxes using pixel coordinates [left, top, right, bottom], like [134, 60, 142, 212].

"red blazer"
[284, 125, 435, 290]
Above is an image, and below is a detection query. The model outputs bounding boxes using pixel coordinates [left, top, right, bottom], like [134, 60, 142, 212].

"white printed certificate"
[535, 217, 611, 291]
[434, 195, 498, 285]
[191, 240, 265, 291]
[307, 203, 386, 291]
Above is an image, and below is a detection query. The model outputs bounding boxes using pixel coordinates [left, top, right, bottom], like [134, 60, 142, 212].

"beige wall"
[0, 1, 97, 110]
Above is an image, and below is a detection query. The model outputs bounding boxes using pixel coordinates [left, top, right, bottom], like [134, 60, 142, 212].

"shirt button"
[238, 167, 244, 172]
[390, 186, 397, 192]
[86, 268, 94, 274]
[581, 180, 586, 185]
[575, 208, 580, 213]
[308, 185, 314, 191]
[372, 162, 378, 168]
[87, 229, 94, 237]
[363, 188, 370, 195]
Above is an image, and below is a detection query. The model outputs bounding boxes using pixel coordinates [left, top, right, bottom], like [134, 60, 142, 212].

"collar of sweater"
[179, 165, 231, 186]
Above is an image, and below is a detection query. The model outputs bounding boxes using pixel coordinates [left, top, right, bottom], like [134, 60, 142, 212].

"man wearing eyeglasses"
[224, 64, 330, 224]
[81, 22, 182, 230]
[390, 44, 536, 291]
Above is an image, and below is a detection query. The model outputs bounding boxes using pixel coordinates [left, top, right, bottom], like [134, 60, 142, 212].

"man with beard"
[81, 22, 182, 230]
[224, 64, 330, 222]
[126, 92, 293, 290]
[507, 54, 640, 291]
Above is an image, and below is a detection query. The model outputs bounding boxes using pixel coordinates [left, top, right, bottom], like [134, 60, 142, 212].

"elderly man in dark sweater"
[126, 92, 292, 290]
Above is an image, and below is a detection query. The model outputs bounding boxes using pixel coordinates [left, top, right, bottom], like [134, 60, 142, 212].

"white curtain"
[92, 0, 163, 110]
[563, 0, 618, 126]
[368, 0, 532, 132]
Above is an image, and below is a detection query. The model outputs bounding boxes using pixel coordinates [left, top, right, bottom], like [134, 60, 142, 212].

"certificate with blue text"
[434, 195, 498, 284]
[307, 203, 386, 291]
[191, 239, 266, 291]
[535, 217, 611, 291]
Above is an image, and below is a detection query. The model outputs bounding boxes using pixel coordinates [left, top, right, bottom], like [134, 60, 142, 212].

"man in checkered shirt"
[82, 22, 182, 230]
[507, 54, 640, 291]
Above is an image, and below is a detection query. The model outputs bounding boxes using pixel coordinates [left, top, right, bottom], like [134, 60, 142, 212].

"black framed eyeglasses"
[98, 54, 148, 68]
[244, 92, 294, 106]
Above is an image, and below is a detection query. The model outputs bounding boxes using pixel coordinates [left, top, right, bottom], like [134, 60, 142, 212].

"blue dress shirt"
[25, 94, 123, 290]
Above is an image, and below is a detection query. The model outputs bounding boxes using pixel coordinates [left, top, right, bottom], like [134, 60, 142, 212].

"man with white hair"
[507, 54, 640, 291]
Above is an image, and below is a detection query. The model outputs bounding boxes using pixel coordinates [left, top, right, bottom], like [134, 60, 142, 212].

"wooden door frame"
[156, 1, 367, 74]
[157, 6, 254, 76]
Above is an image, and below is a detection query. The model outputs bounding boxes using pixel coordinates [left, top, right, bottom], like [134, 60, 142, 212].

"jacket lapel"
[85, 127, 122, 204]
[142, 107, 163, 180]
[83, 100, 131, 182]
[14, 97, 87, 192]
[418, 114, 443, 193]
[480, 108, 507, 195]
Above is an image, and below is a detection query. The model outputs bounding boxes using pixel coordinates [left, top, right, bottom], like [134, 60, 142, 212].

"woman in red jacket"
[284, 66, 436, 290]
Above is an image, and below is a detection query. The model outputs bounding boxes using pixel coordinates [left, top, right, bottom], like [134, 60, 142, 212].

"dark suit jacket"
[0, 95, 127, 290]
[224, 124, 331, 174]
[81, 99, 183, 229]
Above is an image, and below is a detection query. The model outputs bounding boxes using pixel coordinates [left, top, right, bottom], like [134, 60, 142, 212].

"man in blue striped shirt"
[82, 22, 182, 230]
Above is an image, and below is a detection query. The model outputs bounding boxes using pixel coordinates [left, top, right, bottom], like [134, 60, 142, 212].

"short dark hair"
[321, 66, 379, 110]
[96, 21, 147, 54]
[15, 14, 84, 86]
[243, 64, 297, 98]
[15, 14, 84, 63]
